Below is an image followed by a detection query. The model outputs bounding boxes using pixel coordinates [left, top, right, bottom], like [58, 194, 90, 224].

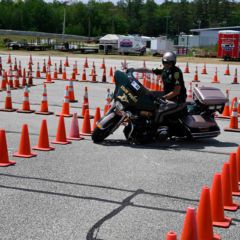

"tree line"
[0, 0, 239, 38]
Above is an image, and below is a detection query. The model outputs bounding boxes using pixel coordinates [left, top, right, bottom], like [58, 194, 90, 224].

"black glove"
[152, 68, 162, 75]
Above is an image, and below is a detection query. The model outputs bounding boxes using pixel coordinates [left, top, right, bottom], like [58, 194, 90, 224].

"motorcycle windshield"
[113, 70, 156, 111]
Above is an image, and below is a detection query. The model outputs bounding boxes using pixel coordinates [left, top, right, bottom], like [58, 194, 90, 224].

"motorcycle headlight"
[115, 101, 124, 111]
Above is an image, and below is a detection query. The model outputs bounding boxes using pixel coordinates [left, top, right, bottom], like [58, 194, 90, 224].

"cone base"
[224, 128, 240, 132]
[51, 140, 71, 145]
[213, 217, 232, 228]
[215, 115, 231, 119]
[69, 100, 78, 103]
[17, 109, 35, 114]
[44, 81, 55, 84]
[211, 81, 220, 83]
[224, 203, 239, 211]
[13, 152, 37, 158]
[78, 114, 94, 119]
[56, 113, 73, 118]
[231, 82, 239, 84]
[67, 136, 84, 141]
[35, 111, 54, 115]
[213, 234, 221, 240]
[192, 80, 200, 82]
[0, 108, 17, 112]
[32, 146, 55, 151]
[0, 160, 16, 167]
[80, 132, 92, 136]
[232, 191, 240, 196]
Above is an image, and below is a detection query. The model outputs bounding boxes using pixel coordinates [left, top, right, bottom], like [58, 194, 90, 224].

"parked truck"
[151, 36, 175, 56]
[99, 34, 146, 55]
[217, 30, 240, 60]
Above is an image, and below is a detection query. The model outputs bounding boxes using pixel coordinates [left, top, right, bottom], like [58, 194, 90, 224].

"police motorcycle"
[92, 68, 227, 144]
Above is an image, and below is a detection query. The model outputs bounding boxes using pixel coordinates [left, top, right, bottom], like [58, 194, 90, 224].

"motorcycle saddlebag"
[193, 87, 227, 105]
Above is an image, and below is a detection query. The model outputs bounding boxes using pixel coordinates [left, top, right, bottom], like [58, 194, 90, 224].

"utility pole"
[165, 16, 170, 37]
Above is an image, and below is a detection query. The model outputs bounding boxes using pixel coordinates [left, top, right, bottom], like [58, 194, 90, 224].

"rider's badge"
[174, 72, 180, 79]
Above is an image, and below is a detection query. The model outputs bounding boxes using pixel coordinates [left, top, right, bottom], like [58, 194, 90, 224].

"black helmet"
[162, 51, 176, 65]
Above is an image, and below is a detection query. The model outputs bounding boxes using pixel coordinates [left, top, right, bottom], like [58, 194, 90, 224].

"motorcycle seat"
[155, 102, 187, 123]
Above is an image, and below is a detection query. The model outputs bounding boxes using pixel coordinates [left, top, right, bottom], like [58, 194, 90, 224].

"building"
[178, 26, 240, 48]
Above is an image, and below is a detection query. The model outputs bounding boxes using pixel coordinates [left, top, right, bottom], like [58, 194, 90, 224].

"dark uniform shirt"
[154, 66, 187, 103]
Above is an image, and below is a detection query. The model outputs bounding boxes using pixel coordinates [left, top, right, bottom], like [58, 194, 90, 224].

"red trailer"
[217, 30, 240, 60]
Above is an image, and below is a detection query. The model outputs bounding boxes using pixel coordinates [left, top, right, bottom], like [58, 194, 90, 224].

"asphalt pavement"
[0, 53, 240, 240]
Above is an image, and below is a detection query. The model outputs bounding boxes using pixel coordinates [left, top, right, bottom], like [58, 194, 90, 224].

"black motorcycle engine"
[123, 118, 156, 144]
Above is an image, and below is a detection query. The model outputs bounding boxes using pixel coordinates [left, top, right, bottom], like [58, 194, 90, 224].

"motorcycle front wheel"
[92, 114, 121, 143]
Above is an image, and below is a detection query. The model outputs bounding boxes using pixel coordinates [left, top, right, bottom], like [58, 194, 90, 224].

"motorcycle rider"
[152, 51, 187, 104]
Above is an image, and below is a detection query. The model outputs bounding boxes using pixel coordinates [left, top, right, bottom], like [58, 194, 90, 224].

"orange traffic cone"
[59, 60, 63, 74]
[81, 68, 87, 81]
[56, 86, 73, 117]
[29, 54, 33, 65]
[68, 80, 78, 102]
[21, 68, 27, 87]
[0, 84, 16, 112]
[17, 86, 35, 113]
[229, 152, 240, 196]
[212, 67, 219, 83]
[193, 66, 199, 82]
[47, 56, 52, 66]
[64, 56, 69, 67]
[13, 71, 21, 89]
[221, 162, 239, 211]
[7, 53, 12, 64]
[80, 86, 89, 118]
[18, 60, 22, 77]
[35, 83, 53, 115]
[32, 119, 55, 151]
[236, 145, 240, 183]
[102, 68, 107, 83]
[81, 109, 92, 136]
[27, 70, 34, 86]
[184, 62, 190, 73]
[0, 70, 7, 90]
[36, 62, 41, 78]
[42, 59, 46, 73]
[91, 67, 97, 82]
[201, 63, 207, 74]
[67, 113, 84, 141]
[51, 115, 71, 145]
[197, 186, 221, 240]
[210, 173, 231, 228]
[13, 124, 37, 158]
[62, 66, 67, 80]
[45, 67, 54, 84]
[74, 61, 78, 75]
[186, 82, 193, 102]
[231, 68, 239, 84]
[101, 58, 106, 69]
[166, 231, 177, 240]
[180, 207, 198, 240]
[109, 67, 113, 77]
[219, 89, 230, 119]
[237, 98, 240, 116]
[0, 129, 16, 166]
[92, 107, 101, 132]
[14, 57, 17, 71]
[53, 63, 58, 79]
[70, 67, 76, 81]
[224, 64, 230, 75]
[84, 57, 89, 68]
[104, 89, 112, 114]
[1, 128, 15, 164]
[224, 99, 240, 132]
